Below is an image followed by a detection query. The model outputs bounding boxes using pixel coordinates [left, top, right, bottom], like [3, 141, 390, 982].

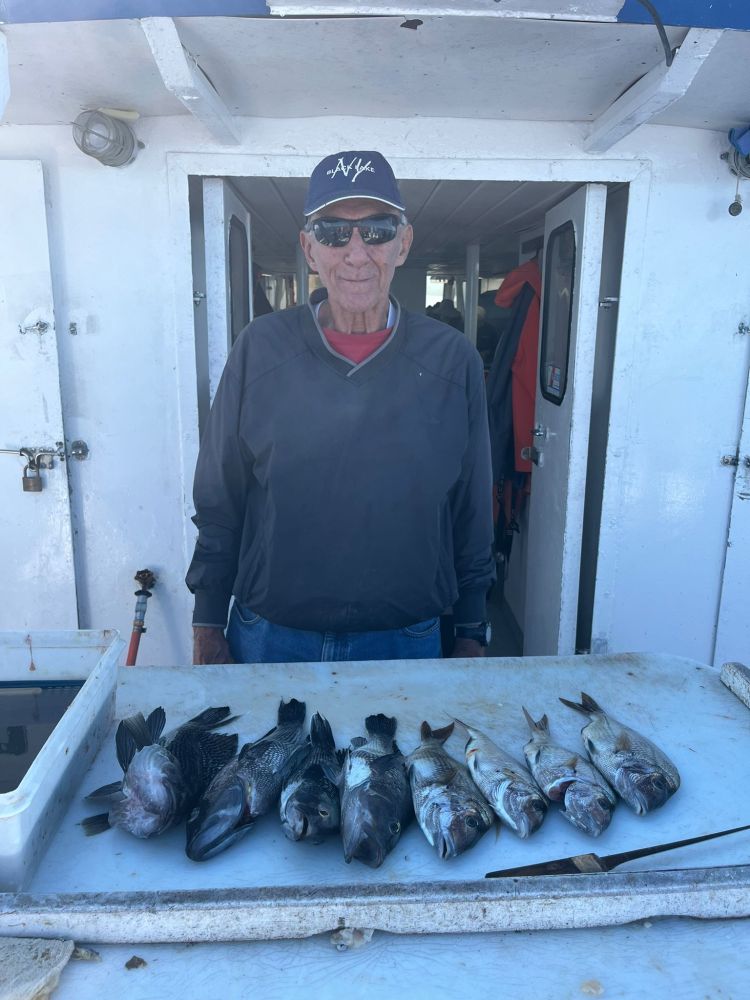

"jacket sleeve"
[185, 355, 251, 628]
[450, 352, 496, 623]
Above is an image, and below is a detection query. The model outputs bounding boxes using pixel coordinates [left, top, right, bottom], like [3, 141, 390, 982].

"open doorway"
[187, 174, 627, 659]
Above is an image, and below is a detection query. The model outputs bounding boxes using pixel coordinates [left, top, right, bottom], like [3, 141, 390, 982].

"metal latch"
[599, 297, 619, 310]
[521, 445, 544, 467]
[721, 452, 740, 467]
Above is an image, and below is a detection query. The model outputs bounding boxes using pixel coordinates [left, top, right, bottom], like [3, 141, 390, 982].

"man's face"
[299, 198, 413, 319]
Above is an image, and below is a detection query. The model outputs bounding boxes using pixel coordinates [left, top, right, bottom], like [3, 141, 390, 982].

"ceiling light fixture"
[72, 110, 141, 167]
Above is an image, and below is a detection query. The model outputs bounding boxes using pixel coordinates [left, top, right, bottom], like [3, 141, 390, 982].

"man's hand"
[450, 637, 485, 658]
[193, 626, 235, 665]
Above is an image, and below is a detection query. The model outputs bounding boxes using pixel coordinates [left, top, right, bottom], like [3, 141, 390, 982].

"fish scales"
[454, 718, 547, 838]
[280, 712, 342, 843]
[559, 692, 680, 815]
[339, 713, 412, 869]
[408, 721, 494, 859]
[186, 698, 306, 861]
[523, 708, 617, 838]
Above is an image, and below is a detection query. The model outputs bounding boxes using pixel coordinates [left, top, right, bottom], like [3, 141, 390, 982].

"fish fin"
[580, 692, 603, 714]
[559, 696, 588, 716]
[81, 813, 112, 836]
[320, 749, 345, 787]
[310, 713, 335, 753]
[564, 755, 580, 769]
[122, 712, 158, 751]
[85, 780, 123, 801]
[183, 706, 237, 730]
[115, 718, 139, 770]
[421, 720, 454, 744]
[278, 698, 306, 727]
[350, 736, 367, 749]
[369, 752, 404, 777]
[615, 730, 633, 752]
[146, 707, 167, 742]
[522, 707, 548, 733]
[365, 713, 396, 739]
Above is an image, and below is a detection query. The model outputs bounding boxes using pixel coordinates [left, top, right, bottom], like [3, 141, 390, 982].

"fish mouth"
[281, 806, 309, 843]
[624, 772, 674, 815]
[437, 834, 456, 860]
[185, 781, 253, 861]
[344, 829, 386, 869]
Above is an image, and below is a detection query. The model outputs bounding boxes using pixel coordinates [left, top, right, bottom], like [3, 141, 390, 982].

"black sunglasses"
[307, 213, 401, 247]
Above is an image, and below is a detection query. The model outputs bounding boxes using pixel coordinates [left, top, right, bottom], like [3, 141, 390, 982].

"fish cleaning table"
[1, 652, 749, 943]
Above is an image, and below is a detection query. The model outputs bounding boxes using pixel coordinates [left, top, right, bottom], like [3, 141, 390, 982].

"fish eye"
[318, 807, 330, 818]
[465, 815, 479, 829]
[389, 820, 401, 835]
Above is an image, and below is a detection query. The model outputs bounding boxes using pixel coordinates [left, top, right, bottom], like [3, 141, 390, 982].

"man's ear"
[299, 229, 318, 272]
[396, 224, 414, 266]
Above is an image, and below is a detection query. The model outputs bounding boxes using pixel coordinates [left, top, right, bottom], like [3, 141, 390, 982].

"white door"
[523, 183, 607, 656]
[0, 161, 77, 628]
[714, 364, 750, 666]
[202, 178, 254, 405]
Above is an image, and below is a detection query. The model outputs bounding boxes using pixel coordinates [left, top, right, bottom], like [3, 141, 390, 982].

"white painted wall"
[0, 116, 747, 666]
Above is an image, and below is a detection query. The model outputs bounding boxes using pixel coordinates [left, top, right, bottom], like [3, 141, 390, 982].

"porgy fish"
[560, 692, 680, 814]
[339, 713, 412, 869]
[455, 717, 547, 838]
[523, 708, 617, 838]
[186, 698, 307, 861]
[408, 721, 494, 859]
[82, 706, 238, 839]
[280, 712, 343, 844]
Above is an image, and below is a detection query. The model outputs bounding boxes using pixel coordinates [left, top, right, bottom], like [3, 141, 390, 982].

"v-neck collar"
[304, 288, 404, 381]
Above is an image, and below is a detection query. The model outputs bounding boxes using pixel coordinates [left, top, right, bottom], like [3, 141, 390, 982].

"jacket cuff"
[192, 590, 232, 629]
[453, 589, 487, 624]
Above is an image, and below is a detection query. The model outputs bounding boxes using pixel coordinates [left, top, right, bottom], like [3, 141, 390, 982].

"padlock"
[22, 463, 43, 492]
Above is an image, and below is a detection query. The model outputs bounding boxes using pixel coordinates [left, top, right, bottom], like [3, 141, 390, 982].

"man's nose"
[343, 227, 371, 260]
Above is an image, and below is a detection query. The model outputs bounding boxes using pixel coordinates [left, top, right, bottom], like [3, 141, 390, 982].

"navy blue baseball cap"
[303, 151, 406, 217]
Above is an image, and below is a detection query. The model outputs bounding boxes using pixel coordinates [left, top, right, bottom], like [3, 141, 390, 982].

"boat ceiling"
[2, 16, 749, 131]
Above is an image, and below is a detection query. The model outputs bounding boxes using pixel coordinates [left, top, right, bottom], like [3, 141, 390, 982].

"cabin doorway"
[186, 173, 628, 658]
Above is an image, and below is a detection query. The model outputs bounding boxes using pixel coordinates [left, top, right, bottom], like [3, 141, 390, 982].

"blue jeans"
[226, 603, 442, 663]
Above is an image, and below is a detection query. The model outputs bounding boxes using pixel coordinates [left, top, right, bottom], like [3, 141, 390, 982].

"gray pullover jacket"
[186, 290, 495, 632]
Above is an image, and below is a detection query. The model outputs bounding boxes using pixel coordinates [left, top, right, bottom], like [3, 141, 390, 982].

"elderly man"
[187, 150, 495, 664]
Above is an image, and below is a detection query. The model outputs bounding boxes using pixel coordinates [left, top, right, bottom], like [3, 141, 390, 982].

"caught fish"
[82, 706, 238, 839]
[408, 721, 494, 859]
[454, 717, 547, 838]
[280, 712, 343, 844]
[522, 708, 617, 838]
[186, 698, 306, 861]
[339, 713, 412, 869]
[559, 692, 680, 814]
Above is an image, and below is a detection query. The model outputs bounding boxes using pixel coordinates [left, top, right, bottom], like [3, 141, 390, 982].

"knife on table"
[485, 822, 750, 878]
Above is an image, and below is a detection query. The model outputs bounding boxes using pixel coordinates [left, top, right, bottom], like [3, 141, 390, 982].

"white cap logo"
[326, 156, 375, 183]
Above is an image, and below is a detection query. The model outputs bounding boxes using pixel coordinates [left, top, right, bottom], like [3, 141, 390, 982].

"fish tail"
[310, 712, 335, 753]
[146, 707, 167, 742]
[278, 698, 306, 727]
[365, 713, 396, 739]
[421, 720, 454, 744]
[580, 692, 603, 714]
[522, 707, 548, 733]
[85, 780, 123, 802]
[184, 706, 238, 730]
[559, 696, 588, 715]
[81, 813, 112, 837]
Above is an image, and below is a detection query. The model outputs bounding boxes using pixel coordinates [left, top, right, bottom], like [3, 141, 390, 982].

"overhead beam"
[0, 33, 10, 121]
[584, 28, 723, 154]
[140, 17, 239, 146]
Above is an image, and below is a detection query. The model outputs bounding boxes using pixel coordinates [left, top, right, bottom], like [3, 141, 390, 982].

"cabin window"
[539, 220, 576, 405]
[229, 215, 250, 345]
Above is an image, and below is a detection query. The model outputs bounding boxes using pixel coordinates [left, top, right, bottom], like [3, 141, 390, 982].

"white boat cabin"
[1, 1, 748, 667]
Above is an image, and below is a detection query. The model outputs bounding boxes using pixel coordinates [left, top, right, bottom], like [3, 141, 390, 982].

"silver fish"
[82, 706, 238, 839]
[523, 708, 617, 838]
[186, 698, 307, 861]
[559, 692, 680, 814]
[339, 713, 412, 869]
[408, 721, 494, 859]
[455, 717, 547, 838]
[280, 712, 343, 844]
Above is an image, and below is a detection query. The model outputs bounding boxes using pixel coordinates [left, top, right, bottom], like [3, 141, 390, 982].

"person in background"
[252, 262, 274, 317]
[187, 150, 495, 665]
